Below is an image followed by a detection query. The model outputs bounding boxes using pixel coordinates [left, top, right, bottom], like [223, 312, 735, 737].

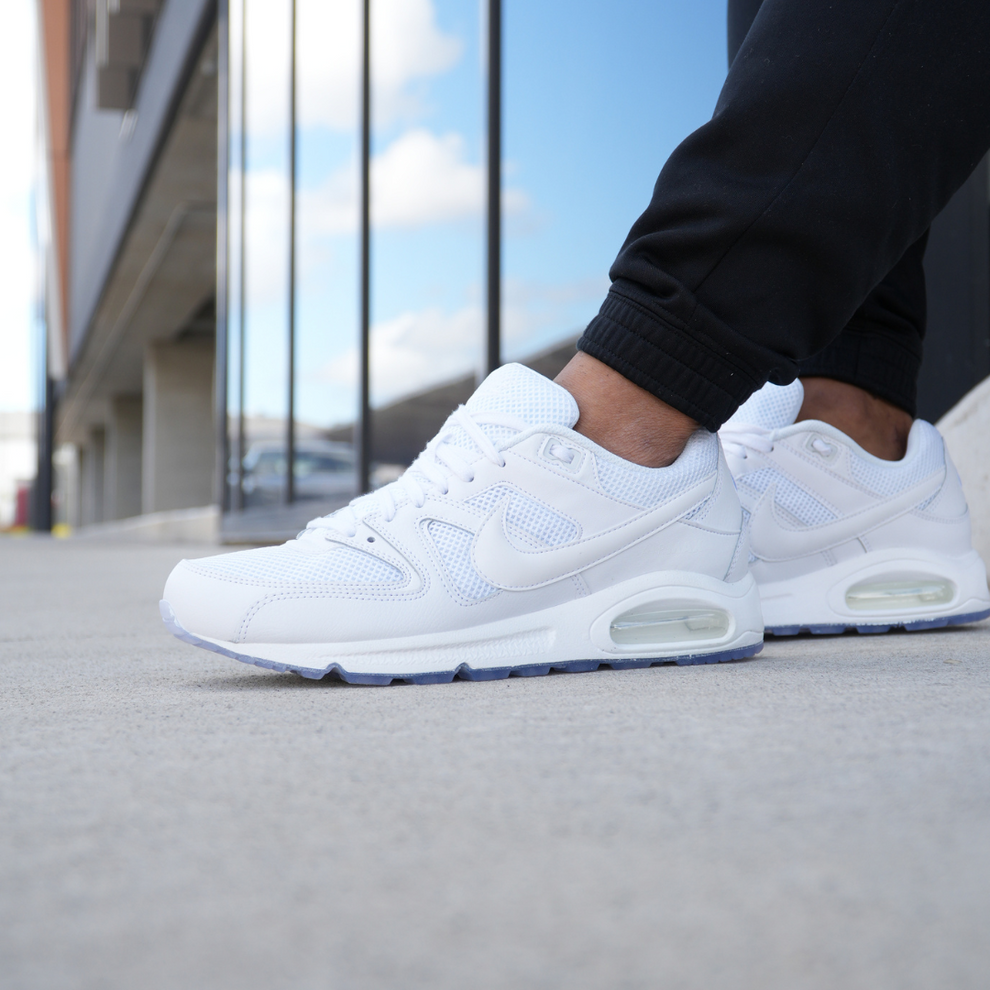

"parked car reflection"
[237, 440, 357, 507]
[234, 440, 408, 507]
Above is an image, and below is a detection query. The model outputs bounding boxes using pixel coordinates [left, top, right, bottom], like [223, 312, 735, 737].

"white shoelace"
[718, 422, 775, 460]
[721, 423, 835, 460]
[305, 406, 529, 539]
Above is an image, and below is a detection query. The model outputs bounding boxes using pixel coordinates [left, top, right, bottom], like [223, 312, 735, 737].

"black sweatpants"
[577, 0, 990, 430]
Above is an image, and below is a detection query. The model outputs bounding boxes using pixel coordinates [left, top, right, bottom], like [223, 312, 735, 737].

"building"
[39, 0, 220, 535]
[0, 413, 37, 529]
[35, 0, 990, 542]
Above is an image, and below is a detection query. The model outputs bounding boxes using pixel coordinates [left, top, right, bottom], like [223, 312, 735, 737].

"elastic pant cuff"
[798, 326, 921, 417]
[577, 280, 782, 431]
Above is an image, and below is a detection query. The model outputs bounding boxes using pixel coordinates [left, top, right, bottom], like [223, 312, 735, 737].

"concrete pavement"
[2, 536, 989, 989]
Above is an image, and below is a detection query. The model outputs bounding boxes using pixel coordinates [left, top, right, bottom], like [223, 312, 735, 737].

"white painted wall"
[937, 375, 990, 570]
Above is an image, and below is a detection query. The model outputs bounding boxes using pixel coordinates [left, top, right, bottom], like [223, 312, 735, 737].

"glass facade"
[220, 0, 728, 533]
[228, 0, 295, 512]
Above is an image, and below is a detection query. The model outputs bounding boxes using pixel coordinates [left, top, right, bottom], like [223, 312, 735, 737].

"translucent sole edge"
[766, 608, 990, 638]
[161, 602, 763, 686]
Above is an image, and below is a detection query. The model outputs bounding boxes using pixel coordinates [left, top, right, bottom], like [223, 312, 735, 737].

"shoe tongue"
[725, 380, 804, 429]
[465, 363, 579, 430]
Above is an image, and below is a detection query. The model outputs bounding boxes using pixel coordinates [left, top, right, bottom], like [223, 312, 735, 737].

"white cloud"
[300, 127, 527, 233]
[298, 163, 355, 239]
[321, 304, 483, 407]
[243, 169, 292, 307]
[372, 129, 484, 227]
[244, 129, 528, 305]
[243, 0, 462, 137]
[502, 276, 609, 351]
[315, 276, 608, 410]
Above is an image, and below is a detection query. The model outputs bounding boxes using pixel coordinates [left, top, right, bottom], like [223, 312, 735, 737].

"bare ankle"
[797, 378, 912, 461]
[555, 353, 698, 467]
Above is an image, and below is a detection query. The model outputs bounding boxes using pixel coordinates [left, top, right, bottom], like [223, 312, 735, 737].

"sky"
[233, 0, 730, 433]
[0, 0, 729, 433]
[0, 0, 39, 415]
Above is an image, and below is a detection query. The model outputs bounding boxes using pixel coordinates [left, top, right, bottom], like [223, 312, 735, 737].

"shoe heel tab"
[904, 419, 943, 462]
[935, 434, 968, 508]
[696, 441, 744, 527]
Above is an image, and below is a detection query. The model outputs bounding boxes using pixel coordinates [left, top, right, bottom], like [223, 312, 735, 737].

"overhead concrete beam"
[59, 18, 218, 446]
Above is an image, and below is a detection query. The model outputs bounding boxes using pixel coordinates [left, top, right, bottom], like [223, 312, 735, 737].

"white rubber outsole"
[161, 571, 765, 685]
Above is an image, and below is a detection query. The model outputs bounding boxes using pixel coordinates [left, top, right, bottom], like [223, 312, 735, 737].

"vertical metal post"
[235, 0, 247, 511]
[286, 0, 297, 504]
[358, 0, 372, 493]
[485, 0, 501, 377]
[33, 212, 54, 531]
[214, 0, 231, 513]
[33, 374, 54, 532]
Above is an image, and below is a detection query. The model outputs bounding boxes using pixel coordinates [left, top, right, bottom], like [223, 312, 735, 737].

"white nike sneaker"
[719, 380, 990, 635]
[161, 364, 763, 684]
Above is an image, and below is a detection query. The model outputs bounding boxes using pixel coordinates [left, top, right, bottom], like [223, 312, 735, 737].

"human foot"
[555, 352, 698, 468]
[719, 380, 990, 635]
[797, 377, 912, 461]
[162, 364, 763, 683]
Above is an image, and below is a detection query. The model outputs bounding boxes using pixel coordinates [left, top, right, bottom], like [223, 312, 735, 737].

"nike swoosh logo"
[470, 475, 716, 590]
[748, 470, 944, 562]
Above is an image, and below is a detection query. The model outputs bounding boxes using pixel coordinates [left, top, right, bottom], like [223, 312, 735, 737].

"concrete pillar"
[104, 395, 143, 520]
[143, 337, 215, 514]
[79, 426, 106, 526]
[53, 444, 80, 529]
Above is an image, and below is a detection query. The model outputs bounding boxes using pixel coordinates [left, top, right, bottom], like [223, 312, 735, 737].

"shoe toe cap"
[162, 558, 264, 643]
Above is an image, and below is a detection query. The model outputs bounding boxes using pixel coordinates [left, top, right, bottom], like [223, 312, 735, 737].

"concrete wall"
[70, 337, 216, 528]
[937, 375, 990, 570]
[142, 337, 215, 514]
[104, 396, 143, 520]
[79, 427, 106, 526]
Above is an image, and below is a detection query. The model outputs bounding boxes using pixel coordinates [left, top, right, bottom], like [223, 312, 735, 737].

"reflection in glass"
[242, 439, 356, 506]
[239, 0, 292, 508]
[226, 0, 246, 509]
[367, 0, 484, 474]
[293, 0, 361, 505]
[221, 0, 732, 526]
[503, 0, 728, 365]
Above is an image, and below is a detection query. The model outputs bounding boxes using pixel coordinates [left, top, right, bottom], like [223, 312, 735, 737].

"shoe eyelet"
[366, 536, 375, 543]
